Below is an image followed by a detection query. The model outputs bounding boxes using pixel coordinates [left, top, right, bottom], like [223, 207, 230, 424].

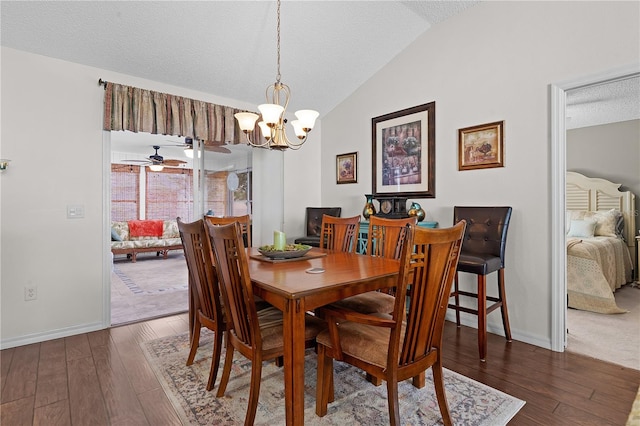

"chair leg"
[411, 371, 425, 389]
[186, 318, 201, 366]
[432, 360, 453, 426]
[215, 340, 234, 397]
[477, 274, 487, 361]
[366, 373, 383, 386]
[206, 327, 224, 391]
[316, 345, 333, 417]
[497, 268, 512, 341]
[453, 272, 461, 327]
[386, 376, 400, 426]
[244, 356, 263, 426]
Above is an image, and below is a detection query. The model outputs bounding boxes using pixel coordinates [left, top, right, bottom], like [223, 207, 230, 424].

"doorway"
[550, 64, 640, 355]
[108, 131, 252, 325]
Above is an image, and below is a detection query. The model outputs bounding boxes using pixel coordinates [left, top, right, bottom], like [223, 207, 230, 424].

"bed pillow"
[567, 219, 597, 238]
[584, 209, 623, 237]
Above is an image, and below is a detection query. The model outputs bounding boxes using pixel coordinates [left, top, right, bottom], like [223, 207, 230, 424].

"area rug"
[141, 331, 525, 425]
[111, 252, 188, 325]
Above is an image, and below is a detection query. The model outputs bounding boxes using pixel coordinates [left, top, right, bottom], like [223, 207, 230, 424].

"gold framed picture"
[336, 152, 357, 184]
[458, 121, 504, 171]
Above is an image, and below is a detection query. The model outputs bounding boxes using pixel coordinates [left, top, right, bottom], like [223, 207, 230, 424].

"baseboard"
[0, 321, 106, 350]
[444, 312, 553, 351]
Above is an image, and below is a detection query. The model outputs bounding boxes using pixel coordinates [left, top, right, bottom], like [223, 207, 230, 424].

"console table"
[357, 221, 438, 254]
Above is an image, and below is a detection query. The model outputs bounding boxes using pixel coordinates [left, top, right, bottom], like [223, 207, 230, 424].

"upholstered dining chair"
[205, 221, 327, 426]
[329, 216, 418, 315]
[177, 217, 227, 391]
[205, 214, 252, 247]
[315, 221, 466, 426]
[448, 206, 513, 361]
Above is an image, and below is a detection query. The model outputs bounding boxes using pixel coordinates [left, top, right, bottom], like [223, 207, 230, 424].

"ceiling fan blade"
[162, 159, 187, 166]
[123, 159, 151, 164]
[206, 146, 232, 154]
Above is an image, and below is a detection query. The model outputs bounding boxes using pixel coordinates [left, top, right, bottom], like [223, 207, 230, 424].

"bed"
[566, 172, 636, 314]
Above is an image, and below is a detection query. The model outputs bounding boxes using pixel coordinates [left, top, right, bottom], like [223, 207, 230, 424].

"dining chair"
[318, 214, 361, 252]
[177, 217, 227, 391]
[448, 206, 512, 361]
[328, 216, 418, 315]
[205, 221, 327, 426]
[294, 207, 342, 247]
[315, 221, 466, 426]
[205, 214, 252, 247]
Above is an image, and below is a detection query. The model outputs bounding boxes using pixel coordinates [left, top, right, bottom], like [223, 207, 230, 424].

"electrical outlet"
[25, 286, 37, 301]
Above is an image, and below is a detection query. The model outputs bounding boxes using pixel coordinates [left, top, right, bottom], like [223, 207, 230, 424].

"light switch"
[67, 204, 85, 219]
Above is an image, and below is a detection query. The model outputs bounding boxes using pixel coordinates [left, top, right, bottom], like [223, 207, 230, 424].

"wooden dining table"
[246, 246, 401, 425]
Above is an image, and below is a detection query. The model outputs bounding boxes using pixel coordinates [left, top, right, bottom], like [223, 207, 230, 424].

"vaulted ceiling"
[2, 0, 637, 146]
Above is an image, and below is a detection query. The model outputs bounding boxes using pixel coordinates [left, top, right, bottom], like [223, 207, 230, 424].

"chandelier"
[235, 0, 319, 150]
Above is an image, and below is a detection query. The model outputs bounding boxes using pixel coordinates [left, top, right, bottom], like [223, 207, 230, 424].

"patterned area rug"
[141, 331, 525, 425]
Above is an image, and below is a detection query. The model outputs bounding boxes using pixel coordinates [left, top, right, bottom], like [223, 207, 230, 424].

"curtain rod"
[98, 78, 107, 89]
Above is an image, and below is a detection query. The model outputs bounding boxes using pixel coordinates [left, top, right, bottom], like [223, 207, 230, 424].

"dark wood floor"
[1, 314, 638, 425]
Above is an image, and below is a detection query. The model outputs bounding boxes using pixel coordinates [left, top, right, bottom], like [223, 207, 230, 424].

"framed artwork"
[458, 121, 504, 171]
[336, 152, 358, 184]
[372, 102, 435, 198]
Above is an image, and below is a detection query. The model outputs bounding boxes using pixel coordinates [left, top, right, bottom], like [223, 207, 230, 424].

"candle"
[273, 231, 286, 250]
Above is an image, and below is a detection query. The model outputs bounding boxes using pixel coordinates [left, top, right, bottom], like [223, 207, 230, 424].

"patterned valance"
[102, 81, 258, 145]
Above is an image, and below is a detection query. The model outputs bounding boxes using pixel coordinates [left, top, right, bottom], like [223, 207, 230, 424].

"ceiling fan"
[126, 145, 187, 168]
[164, 137, 232, 155]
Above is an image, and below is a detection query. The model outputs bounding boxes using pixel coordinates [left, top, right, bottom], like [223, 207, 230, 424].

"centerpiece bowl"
[258, 244, 312, 259]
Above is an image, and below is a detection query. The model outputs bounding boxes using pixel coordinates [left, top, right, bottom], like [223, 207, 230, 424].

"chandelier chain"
[276, 0, 281, 83]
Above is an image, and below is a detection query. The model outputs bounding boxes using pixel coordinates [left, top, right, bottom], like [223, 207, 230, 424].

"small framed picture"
[458, 121, 504, 171]
[336, 152, 358, 184]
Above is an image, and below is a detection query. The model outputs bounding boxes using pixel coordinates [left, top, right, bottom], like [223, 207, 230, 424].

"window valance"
[101, 80, 258, 145]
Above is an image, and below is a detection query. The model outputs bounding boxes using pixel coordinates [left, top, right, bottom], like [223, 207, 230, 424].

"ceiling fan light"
[184, 148, 194, 159]
[258, 104, 284, 125]
[235, 112, 259, 131]
[294, 109, 319, 131]
[149, 164, 164, 172]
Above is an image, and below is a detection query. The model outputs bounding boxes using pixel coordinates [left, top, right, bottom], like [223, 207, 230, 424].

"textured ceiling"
[1, 0, 637, 150]
[566, 75, 640, 130]
[0, 0, 478, 117]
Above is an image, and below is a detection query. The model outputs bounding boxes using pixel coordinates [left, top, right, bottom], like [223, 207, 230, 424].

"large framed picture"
[372, 102, 435, 198]
[458, 121, 504, 171]
[336, 152, 358, 184]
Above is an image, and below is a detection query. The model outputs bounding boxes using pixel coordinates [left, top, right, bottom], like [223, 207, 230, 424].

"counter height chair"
[448, 206, 513, 361]
[206, 221, 327, 426]
[177, 218, 227, 391]
[315, 221, 466, 426]
[294, 207, 342, 247]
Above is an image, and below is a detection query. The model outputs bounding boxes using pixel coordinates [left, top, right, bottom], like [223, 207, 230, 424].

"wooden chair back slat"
[319, 214, 360, 253]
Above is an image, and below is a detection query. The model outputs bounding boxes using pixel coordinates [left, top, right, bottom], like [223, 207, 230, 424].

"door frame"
[549, 63, 640, 352]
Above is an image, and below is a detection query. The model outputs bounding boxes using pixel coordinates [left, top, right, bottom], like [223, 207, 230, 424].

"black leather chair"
[294, 207, 342, 247]
[448, 206, 512, 361]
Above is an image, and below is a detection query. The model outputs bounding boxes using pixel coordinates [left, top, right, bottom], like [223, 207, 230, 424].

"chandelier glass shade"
[235, 0, 318, 150]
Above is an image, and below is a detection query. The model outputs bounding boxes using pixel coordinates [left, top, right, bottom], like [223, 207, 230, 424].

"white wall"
[0, 47, 321, 347]
[321, 1, 640, 349]
[2, 1, 638, 352]
[567, 119, 640, 235]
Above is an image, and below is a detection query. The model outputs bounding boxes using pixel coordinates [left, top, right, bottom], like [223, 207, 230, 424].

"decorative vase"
[362, 194, 376, 219]
[408, 202, 425, 222]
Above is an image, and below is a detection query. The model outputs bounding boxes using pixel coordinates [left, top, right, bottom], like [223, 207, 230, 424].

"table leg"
[282, 299, 307, 425]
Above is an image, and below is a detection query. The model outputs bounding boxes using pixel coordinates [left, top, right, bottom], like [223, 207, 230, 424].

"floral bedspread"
[567, 236, 632, 314]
